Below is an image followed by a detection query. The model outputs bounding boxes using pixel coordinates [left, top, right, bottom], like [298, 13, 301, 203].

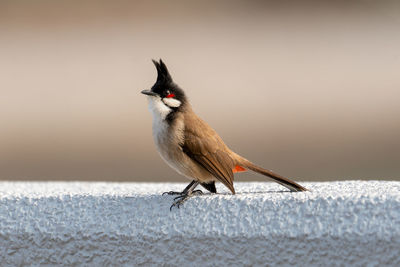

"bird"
[141, 59, 307, 210]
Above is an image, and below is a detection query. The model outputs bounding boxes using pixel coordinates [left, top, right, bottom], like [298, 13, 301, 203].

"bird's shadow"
[157, 190, 295, 199]
[215, 190, 291, 196]
[178, 190, 291, 197]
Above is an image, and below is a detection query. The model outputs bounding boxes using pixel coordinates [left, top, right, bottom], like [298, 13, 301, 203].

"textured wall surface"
[0, 181, 399, 266]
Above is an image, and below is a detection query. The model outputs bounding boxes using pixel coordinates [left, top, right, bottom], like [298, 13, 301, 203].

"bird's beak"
[141, 90, 158, 96]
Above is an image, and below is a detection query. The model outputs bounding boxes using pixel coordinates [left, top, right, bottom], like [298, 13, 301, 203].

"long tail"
[237, 157, 307, 192]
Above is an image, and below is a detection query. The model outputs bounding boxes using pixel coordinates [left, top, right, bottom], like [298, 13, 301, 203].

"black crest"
[149, 59, 187, 122]
[152, 59, 173, 85]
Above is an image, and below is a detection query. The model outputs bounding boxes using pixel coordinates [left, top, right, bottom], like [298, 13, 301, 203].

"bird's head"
[141, 60, 186, 119]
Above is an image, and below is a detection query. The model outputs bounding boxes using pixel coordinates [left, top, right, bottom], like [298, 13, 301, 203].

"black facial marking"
[150, 59, 187, 120]
[165, 110, 178, 124]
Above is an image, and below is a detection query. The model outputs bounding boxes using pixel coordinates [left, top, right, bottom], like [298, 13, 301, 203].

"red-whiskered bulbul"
[141, 59, 307, 210]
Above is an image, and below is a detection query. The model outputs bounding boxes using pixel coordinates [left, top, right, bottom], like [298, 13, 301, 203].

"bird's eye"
[165, 91, 175, 98]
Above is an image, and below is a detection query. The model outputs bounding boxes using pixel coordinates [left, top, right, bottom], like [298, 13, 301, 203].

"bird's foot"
[169, 190, 203, 211]
[162, 189, 203, 196]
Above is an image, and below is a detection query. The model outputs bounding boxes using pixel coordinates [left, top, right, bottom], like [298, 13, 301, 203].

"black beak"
[141, 90, 158, 96]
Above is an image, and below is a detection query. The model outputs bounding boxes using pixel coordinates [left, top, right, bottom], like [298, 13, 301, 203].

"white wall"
[0, 181, 399, 265]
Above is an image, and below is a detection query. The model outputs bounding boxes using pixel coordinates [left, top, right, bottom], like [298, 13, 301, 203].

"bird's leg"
[162, 180, 198, 196]
[167, 180, 202, 210]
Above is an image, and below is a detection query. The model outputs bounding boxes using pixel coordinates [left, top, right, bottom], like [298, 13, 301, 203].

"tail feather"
[239, 158, 307, 192]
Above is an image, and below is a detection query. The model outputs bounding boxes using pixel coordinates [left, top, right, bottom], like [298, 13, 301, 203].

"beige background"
[1, 0, 399, 182]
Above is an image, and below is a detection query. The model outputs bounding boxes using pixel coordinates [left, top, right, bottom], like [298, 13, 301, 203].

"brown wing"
[181, 112, 236, 194]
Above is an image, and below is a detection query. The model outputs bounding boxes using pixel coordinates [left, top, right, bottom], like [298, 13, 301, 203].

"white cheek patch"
[147, 96, 172, 120]
[162, 97, 182, 108]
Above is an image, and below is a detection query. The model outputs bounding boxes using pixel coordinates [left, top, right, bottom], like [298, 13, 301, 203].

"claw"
[165, 180, 204, 210]
[169, 193, 196, 211]
[170, 199, 184, 211]
[170, 203, 176, 211]
[173, 195, 182, 201]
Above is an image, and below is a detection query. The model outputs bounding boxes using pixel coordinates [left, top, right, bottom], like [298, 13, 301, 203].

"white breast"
[147, 96, 174, 148]
[147, 96, 185, 173]
[146, 96, 213, 182]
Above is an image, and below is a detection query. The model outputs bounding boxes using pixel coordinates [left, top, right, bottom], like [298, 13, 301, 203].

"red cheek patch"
[166, 93, 175, 98]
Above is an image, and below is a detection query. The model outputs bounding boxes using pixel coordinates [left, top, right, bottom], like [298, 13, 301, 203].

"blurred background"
[1, 0, 399, 182]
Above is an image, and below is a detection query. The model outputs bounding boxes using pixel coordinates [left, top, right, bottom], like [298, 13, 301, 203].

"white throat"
[147, 96, 183, 147]
[147, 96, 172, 121]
